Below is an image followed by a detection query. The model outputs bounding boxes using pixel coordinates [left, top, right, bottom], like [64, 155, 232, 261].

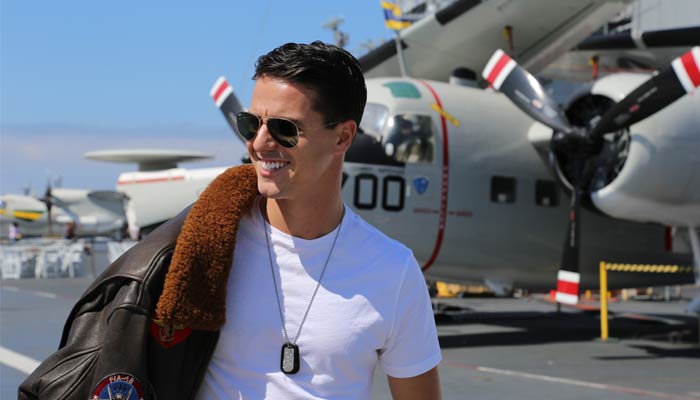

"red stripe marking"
[557, 280, 579, 295]
[117, 176, 185, 185]
[418, 80, 449, 271]
[413, 208, 439, 214]
[486, 53, 511, 85]
[664, 226, 673, 252]
[680, 50, 700, 87]
[212, 80, 230, 103]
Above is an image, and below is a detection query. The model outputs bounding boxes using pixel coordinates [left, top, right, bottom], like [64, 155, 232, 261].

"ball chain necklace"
[263, 205, 344, 375]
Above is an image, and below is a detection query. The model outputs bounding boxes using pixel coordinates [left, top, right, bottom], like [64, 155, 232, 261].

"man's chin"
[257, 183, 284, 199]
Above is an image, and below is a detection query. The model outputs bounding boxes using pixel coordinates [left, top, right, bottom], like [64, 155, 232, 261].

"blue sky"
[0, 1, 391, 194]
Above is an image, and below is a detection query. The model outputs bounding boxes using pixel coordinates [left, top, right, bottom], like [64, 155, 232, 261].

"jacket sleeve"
[18, 208, 189, 400]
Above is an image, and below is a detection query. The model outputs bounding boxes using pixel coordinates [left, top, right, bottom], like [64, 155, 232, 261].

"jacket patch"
[91, 373, 145, 400]
[150, 318, 192, 349]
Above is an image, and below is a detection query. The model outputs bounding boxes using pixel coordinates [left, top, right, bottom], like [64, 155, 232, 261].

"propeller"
[482, 46, 700, 305]
[40, 181, 54, 235]
[210, 76, 245, 140]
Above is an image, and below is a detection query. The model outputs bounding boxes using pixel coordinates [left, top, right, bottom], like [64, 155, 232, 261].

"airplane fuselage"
[344, 77, 693, 291]
[115, 76, 696, 291]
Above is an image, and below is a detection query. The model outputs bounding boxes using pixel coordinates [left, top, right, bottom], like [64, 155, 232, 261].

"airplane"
[210, 48, 699, 299]
[0, 187, 129, 239]
[84, 149, 224, 235]
[87, 0, 699, 298]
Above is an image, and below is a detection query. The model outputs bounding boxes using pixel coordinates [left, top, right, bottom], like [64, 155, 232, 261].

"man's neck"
[263, 194, 344, 240]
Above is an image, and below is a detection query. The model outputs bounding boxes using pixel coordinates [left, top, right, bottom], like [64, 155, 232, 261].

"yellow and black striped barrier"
[603, 263, 693, 274]
[599, 261, 694, 341]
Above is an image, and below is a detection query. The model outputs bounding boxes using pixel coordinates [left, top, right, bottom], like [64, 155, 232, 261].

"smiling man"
[194, 42, 442, 399]
[19, 42, 440, 400]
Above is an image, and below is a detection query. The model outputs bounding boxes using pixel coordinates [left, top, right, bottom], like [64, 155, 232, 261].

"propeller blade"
[210, 76, 245, 140]
[590, 46, 700, 139]
[43, 183, 54, 235]
[482, 49, 572, 134]
[555, 158, 583, 305]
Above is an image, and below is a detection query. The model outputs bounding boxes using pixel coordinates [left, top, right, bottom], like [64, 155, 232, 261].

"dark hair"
[253, 41, 367, 126]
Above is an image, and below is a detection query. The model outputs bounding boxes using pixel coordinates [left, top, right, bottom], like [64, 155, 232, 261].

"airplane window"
[535, 180, 559, 207]
[359, 103, 389, 141]
[490, 176, 516, 204]
[383, 114, 435, 163]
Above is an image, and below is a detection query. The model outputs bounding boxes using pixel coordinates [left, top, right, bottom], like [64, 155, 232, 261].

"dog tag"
[280, 343, 300, 374]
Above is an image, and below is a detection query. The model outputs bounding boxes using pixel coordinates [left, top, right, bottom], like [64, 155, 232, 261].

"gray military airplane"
[210, 46, 699, 303]
[0, 188, 128, 238]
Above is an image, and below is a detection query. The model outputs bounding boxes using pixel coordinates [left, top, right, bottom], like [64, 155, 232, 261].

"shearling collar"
[155, 164, 258, 331]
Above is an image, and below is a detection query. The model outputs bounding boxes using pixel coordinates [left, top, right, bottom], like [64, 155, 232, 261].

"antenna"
[322, 17, 349, 48]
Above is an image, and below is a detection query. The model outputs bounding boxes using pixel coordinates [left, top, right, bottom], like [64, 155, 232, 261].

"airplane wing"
[542, 25, 700, 82]
[361, 0, 631, 81]
[50, 188, 128, 236]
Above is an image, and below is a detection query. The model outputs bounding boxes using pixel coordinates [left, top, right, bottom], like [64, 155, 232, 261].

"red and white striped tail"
[210, 76, 233, 108]
[671, 47, 700, 94]
[555, 270, 580, 305]
[482, 49, 517, 90]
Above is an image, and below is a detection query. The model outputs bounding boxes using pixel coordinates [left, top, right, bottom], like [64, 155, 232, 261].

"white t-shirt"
[196, 199, 441, 399]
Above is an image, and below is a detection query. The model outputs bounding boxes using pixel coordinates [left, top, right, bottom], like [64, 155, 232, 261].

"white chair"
[60, 241, 86, 278]
[107, 240, 137, 263]
[35, 247, 62, 278]
[1, 250, 22, 279]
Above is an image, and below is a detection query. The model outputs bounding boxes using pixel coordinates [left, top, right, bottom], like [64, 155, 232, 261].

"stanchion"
[600, 262, 608, 341]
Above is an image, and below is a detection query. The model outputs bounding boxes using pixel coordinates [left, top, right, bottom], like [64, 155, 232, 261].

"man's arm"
[387, 366, 441, 400]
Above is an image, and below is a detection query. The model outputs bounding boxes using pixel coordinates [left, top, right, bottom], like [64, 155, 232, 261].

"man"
[195, 41, 442, 399]
[9, 222, 20, 241]
[19, 42, 440, 400]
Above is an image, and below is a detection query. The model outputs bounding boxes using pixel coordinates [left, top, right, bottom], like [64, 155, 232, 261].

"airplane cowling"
[555, 73, 700, 226]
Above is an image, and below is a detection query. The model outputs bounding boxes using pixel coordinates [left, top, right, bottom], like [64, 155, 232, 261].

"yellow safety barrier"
[599, 261, 693, 341]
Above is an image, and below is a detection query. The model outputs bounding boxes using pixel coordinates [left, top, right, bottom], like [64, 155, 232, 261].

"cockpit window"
[359, 103, 389, 141]
[383, 114, 435, 163]
[354, 104, 435, 165]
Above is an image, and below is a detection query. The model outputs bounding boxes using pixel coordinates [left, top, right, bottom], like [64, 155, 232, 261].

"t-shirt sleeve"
[378, 252, 442, 378]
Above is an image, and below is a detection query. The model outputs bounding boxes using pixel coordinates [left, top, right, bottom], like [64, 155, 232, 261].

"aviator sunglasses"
[236, 111, 338, 148]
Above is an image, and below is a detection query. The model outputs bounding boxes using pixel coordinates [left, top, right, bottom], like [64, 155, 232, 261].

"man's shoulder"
[344, 207, 413, 260]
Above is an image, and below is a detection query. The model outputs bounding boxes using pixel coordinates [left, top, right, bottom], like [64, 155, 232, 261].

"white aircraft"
[88, 0, 700, 299]
[209, 48, 699, 301]
[84, 149, 221, 235]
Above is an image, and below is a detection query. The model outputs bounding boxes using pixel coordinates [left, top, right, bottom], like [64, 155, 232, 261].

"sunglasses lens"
[267, 118, 299, 148]
[236, 112, 260, 140]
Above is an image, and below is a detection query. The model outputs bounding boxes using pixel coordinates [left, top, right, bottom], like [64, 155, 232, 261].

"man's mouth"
[259, 160, 290, 172]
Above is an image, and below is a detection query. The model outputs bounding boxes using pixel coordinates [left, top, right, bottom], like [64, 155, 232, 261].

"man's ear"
[334, 120, 357, 155]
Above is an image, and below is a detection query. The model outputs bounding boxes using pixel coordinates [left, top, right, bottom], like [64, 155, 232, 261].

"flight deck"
[1, 277, 698, 399]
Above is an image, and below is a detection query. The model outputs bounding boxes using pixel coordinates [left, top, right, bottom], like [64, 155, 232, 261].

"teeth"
[260, 161, 287, 171]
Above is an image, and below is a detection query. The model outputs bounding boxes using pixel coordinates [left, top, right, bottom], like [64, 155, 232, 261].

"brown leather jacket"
[19, 165, 258, 400]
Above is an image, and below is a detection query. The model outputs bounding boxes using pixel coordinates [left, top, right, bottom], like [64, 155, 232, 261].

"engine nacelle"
[562, 73, 700, 226]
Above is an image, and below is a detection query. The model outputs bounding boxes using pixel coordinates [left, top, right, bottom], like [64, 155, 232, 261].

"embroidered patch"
[91, 373, 145, 400]
[149, 318, 192, 349]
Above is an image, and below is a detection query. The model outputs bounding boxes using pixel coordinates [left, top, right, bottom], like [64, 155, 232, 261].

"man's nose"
[253, 122, 277, 149]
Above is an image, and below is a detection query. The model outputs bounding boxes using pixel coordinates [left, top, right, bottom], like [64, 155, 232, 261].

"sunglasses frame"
[236, 111, 339, 148]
